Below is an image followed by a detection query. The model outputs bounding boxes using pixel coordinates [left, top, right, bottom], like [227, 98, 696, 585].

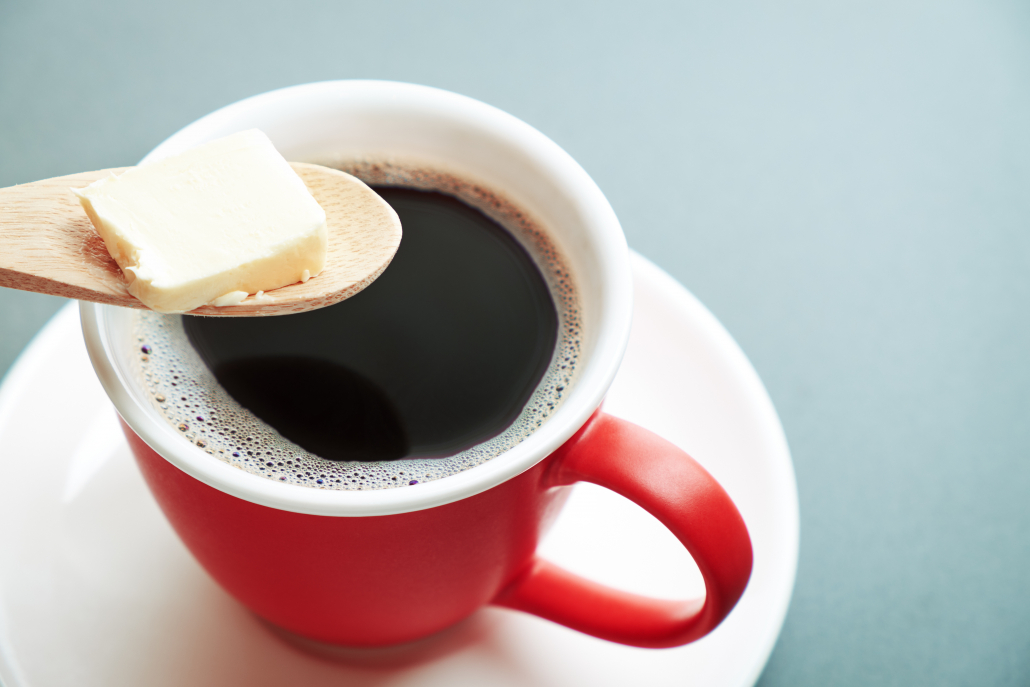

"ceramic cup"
[80, 80, 752, 649]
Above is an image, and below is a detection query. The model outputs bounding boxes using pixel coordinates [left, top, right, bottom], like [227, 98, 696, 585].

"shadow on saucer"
[260, 611, 503, 671]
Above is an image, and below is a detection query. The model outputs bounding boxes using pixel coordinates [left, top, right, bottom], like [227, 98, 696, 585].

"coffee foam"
[131, 161, 582, 491]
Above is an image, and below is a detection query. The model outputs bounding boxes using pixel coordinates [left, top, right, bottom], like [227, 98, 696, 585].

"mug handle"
[492, 411, 753, 648]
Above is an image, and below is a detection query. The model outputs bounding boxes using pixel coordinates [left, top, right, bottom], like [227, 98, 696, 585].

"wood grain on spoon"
[0, 163, 402, 316]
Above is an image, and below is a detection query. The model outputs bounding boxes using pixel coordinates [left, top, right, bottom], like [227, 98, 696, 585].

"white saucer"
[0, 252, 798, 687]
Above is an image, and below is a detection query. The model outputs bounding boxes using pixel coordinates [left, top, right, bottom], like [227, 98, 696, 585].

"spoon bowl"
[0, 163, 402, 316]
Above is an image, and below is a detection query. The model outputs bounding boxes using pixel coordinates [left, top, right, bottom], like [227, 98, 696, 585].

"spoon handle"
[0, 168, 142, 308]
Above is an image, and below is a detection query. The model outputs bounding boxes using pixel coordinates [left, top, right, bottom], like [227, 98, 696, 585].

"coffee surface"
[133, 168, 581, 491]
[183, 188, 558, 461]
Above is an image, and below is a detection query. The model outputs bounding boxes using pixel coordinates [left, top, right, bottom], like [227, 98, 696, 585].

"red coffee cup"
[81, 81, 752, 649]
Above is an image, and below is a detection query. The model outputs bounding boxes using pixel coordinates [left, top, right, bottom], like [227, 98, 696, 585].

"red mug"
[82, 81, 752, 649]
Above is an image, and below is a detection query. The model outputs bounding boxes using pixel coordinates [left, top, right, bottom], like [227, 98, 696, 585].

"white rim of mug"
[80, 80, 633, 517]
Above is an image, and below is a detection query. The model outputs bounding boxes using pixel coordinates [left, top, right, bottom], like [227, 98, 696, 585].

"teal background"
[3, 1, 1030, 683]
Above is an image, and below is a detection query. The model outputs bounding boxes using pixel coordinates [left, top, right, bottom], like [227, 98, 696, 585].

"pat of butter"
[73, 129, 327, 313]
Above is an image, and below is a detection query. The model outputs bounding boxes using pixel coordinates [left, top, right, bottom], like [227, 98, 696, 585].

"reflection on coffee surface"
[133, 166, 581, 490]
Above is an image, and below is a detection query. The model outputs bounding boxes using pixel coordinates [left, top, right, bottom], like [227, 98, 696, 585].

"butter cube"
[74, 129, 327, 313]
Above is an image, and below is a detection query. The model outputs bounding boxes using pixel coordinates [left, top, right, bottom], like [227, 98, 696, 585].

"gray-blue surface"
[3, 1, 1029, 684]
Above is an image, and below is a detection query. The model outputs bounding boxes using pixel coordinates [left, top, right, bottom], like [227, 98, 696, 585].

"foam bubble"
[131, 162, 581, 491]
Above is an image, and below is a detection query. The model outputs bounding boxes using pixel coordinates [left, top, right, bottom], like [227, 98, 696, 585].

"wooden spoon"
[0, 163, 402, 316]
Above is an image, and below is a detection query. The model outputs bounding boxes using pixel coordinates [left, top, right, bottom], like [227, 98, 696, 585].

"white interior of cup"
[80, 80, 633, 516]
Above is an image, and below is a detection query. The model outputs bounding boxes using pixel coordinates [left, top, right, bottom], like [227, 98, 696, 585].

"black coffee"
[182, 188, 559, 463]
